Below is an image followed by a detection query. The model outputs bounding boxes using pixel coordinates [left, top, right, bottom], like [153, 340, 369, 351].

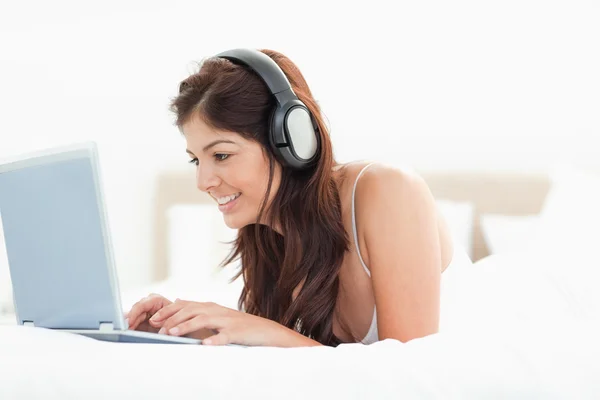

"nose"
[195, 161, 221, 192]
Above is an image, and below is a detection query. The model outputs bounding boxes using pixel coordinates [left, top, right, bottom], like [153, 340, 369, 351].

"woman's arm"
[271, 325, 324, 347]
[355, 166, 442, 343]
[143, 299, 325, 347]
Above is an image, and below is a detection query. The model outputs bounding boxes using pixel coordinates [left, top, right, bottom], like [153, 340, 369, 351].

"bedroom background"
[0, 0, 598, 317]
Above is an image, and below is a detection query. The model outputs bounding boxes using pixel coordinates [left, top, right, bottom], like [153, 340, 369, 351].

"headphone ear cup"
[268, 108, 288, 167]
[269, 101, 319, 170]
[269, 102, 294, 169]
[285, 105, 319, 163]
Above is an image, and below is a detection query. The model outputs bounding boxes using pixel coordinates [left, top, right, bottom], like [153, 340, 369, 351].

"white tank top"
[350, 162, 473, 344]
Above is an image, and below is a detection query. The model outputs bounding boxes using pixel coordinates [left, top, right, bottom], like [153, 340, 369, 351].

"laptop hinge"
[23, 321, 34, 327]
[99, 322, 114, 332]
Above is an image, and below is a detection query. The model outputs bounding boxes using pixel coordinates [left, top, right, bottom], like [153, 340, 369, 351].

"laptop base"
[63, 329, 202, 344]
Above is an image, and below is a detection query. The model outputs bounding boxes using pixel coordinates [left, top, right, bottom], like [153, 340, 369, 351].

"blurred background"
[1, 0, 599, 318]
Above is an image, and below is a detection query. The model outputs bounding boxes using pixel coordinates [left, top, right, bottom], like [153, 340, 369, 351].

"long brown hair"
[169, 49, 350, 346]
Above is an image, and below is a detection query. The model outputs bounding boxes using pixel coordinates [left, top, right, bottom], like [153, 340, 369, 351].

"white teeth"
[216, 193, 240, 205]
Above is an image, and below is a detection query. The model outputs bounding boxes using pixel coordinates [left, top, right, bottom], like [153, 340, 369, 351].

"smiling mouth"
[215, 192, 241, 205]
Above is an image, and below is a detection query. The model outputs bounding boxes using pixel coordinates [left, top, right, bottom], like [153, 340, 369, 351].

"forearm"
[272, 324, 324, 347]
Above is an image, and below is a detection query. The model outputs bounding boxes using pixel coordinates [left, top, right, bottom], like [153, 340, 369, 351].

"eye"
[214, 153, 230, 161]
[188, 158, 199, 166]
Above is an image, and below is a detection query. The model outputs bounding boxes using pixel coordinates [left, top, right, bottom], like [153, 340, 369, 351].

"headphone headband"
[214, 48, 320, 170]
[216, 49, 292, 97]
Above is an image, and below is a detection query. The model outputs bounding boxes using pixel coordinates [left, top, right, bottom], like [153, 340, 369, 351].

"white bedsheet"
[1, 318, 599, 399]
[2, 252, 600, 399]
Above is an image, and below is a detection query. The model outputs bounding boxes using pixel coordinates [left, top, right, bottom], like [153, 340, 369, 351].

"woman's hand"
[148, 299, 322, 347]
[124, 293, 173, 333]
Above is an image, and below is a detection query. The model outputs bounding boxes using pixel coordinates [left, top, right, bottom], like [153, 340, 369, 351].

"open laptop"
[0, 142, 201, 344]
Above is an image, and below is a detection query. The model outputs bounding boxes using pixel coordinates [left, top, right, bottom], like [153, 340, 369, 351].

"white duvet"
[2, 252, 600, 399]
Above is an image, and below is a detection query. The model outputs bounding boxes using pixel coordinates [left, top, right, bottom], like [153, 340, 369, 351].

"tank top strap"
[351, 162, 376, 277]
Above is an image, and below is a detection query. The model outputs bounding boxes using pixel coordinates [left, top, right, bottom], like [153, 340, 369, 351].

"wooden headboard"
[150, 168, 551, 281]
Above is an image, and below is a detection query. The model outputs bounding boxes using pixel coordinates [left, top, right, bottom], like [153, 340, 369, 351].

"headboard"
[419, 171, 550, 261]
[150, 169, 551, 281]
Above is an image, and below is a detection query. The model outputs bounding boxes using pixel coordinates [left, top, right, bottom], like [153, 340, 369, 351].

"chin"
[222, 214, 249, 230]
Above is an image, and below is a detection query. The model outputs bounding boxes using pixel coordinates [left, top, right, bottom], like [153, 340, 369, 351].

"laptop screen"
[0, 151, 122, 329]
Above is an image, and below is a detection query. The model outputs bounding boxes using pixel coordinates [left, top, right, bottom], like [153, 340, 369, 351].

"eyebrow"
[186, 139, 237, 156]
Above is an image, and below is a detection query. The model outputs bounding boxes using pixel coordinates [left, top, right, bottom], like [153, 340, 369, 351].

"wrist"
[274, 323, 323, 347]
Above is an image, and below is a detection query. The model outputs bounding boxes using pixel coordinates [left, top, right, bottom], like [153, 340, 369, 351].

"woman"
[124, 48, 471, 347]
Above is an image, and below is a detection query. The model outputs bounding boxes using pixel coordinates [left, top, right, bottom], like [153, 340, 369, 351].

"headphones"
[215, 48, 320, 170]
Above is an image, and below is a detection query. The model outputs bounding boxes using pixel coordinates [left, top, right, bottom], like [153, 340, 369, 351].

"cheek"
[235, 162, 273, 200]
[224, 156, 278, 209]
[246, 180, 271, 210]
[223, 172, 264, 211]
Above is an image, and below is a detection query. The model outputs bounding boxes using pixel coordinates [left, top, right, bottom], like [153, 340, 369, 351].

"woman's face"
[182, 115, 281, 230]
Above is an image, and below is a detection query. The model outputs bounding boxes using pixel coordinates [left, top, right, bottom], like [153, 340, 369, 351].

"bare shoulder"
[354, 162, 433, 206]
[334, 161, 433, 212]
[351, 162, 454, 274]
[339, 161, 437, 264]
[335, 160, 425, 189]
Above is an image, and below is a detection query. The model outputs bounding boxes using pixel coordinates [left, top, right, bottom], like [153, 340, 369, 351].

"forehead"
[182, 115, 220, 137]
[182, 116, 239, 143]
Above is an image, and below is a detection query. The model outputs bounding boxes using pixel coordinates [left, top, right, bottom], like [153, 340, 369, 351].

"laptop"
[0, 142, 201, 344]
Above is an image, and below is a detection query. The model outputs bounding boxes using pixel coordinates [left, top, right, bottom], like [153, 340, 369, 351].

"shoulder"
[350, 162, 439, 267]
[334, 160, 435, 216]
[354, 162, 435, 211]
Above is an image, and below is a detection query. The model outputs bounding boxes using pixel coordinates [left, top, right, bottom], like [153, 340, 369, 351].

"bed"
[2, 162, 600, 399]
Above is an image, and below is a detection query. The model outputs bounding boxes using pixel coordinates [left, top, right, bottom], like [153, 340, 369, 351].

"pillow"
[444, 164, 600, 325]
[480, 214, 540, 255]
[531, 162, 600, 256]
[166, 204, 238, 283]
[522, 163, 600, 317]
[436, 199, 475, 259]
[163, 204, 242, 308]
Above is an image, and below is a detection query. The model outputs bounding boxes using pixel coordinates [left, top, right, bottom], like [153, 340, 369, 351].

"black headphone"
[215, 48, 320, 170]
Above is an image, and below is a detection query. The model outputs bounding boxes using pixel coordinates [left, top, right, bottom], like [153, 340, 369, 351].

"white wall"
[1, 0, 599, 295]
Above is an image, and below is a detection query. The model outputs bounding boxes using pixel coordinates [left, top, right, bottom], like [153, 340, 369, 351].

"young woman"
[124, 48, 472, 347]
